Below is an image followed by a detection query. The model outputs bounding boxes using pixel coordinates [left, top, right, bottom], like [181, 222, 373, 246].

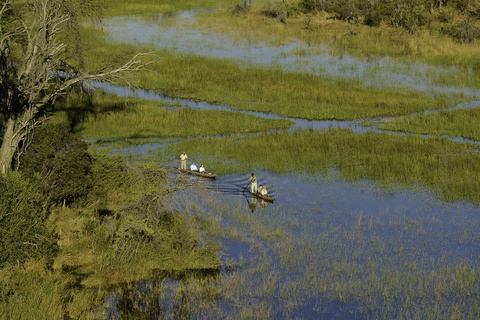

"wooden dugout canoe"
[178, 168, 217, 179]
[248, 189, 275, 202]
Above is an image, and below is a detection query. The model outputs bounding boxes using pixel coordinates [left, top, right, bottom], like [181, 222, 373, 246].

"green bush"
[0, 173, 58, 268]
[440, 20, 480, 43]
[88, 152, 127, 208]
[20, 122, 92, 206]
[262, 1, 288, 22]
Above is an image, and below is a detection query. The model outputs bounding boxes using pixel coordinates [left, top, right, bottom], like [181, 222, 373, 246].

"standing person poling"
[247, 173, 257, 193]
[179, 152, 188, 170]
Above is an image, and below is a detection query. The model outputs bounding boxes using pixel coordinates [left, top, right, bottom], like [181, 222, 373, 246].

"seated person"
[190, 162, 198, 171]
[199, 164, 205, 172]
[258, 185, 268, 195]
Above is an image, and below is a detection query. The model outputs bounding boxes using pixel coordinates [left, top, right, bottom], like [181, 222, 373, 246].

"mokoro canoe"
[248, 189, 275, 202]
[178, 168, 217, 179]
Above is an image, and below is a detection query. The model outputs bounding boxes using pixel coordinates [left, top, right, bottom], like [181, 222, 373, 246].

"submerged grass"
[168, 185, 480, 319]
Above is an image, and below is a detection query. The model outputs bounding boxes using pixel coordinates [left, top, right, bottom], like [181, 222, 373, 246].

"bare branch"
[40, 53, 160, 105]
[0, 0, 160, 175]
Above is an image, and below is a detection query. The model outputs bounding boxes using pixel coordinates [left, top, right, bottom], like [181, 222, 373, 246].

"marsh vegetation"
[2, 0, 480, 319]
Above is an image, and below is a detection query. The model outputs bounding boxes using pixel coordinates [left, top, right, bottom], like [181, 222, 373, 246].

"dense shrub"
[298, 0, 478, 38]
[262, 1, 288, 22]
[19, 122, 92, 206]
[87, 152, 127, 209]
[441, 20, 480, 42]
[300, 0, 340, 13]
[0, 173, 58, 268]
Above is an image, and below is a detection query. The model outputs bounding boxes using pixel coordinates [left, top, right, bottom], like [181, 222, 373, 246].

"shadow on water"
[97, 268, 221, 320]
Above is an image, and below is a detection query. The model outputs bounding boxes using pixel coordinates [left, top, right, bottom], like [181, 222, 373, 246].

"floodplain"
[74, 4, 480, 318]
[4, 0, 480, 319]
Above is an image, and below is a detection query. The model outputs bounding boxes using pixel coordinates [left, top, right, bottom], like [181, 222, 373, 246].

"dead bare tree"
[0, 0, 158, 175]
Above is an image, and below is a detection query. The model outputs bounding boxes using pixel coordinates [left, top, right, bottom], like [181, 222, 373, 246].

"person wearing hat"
[179, 152, 187, 170]
[247, 173, 257, 193]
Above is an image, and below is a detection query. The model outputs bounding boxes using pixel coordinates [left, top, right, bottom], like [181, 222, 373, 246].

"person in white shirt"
[190, 162, 198, 171]
[199, 164, 205, 172]
[258, 184, 267, 195]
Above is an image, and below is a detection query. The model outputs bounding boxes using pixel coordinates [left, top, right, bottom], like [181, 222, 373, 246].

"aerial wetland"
[4, 1, 480, 319]
[70, 7, 480, 319]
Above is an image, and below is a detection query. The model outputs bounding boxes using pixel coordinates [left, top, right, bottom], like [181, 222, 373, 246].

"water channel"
[92, 11, 480, 319]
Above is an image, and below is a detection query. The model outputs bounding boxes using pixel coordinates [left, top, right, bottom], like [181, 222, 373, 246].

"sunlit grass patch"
[55, 92, 291, 140]
[137, 53, 453, 120]
[80, 24, 460, 121]
[372, 107, 480, 141]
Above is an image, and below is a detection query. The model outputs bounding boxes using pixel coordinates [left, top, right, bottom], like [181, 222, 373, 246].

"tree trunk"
[0, 117, 17, 175]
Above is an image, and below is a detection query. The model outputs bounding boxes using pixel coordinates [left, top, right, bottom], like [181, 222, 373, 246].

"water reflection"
[246, 196, 257, 212]
[98, 269, 221, 319]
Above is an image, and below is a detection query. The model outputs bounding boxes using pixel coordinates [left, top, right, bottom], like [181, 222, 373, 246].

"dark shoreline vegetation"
[2, 0, 480, 319]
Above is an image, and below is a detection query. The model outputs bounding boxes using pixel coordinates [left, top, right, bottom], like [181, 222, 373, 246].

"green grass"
[372, 108, 480, 141]
[138, 53, 456, 120]
[195, 3, 480, 71]
[55, 92, 291, 140]
[0, 159, 223, 319]
[78, 25, 459, 122]
[147, 128, 480, 202]
[101, 0, 231, 16]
